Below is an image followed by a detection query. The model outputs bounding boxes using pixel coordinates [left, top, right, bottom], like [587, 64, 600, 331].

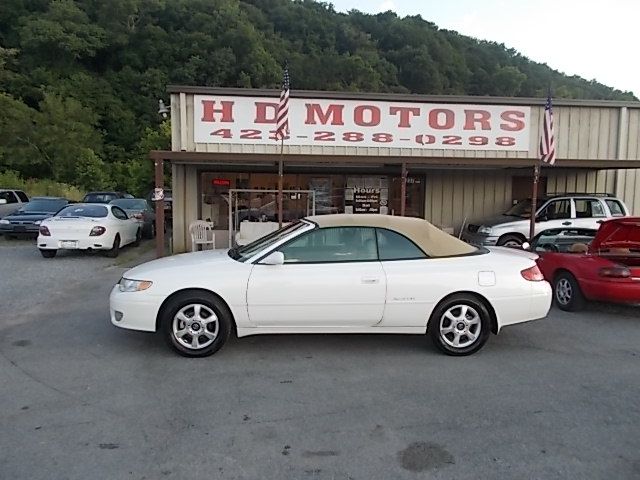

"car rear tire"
[105, 235, 120, 258]
[553, 271, 585, 311]
[145, 222, 155, 239]
[428, 294, 491, 356]
[161, 291, 231, 357]
[497, 234, 525, 248]
[40, 249, 57, 258]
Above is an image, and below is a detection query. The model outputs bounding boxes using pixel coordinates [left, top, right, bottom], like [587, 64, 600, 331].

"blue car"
[0, 197, 69, 238]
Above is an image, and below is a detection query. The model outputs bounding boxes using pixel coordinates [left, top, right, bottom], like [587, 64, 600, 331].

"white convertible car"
[38, 203, 142, 258]
[110, 214, 551, 357]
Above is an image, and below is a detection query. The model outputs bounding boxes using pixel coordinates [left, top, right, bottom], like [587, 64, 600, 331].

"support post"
[152, 152, 165, 258]
[400, 162, 408, 216]
[278, 139, 284, 228]
[529, 163, 540, 241]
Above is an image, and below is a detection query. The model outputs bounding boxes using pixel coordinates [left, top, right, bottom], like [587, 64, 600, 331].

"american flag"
[539, 93, 556, 165]
[275, 65, 290, 141]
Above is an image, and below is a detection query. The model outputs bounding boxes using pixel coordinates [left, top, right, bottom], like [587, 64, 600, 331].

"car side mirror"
[522, 242, 531, 251]
[0, 199, 7, 205]
[260, 251, 284, 265]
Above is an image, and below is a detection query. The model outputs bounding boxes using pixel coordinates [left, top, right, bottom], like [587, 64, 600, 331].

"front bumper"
[109, 285, 163, 332]
[0, 224, 39, 235]
[460, 232, 499, 246]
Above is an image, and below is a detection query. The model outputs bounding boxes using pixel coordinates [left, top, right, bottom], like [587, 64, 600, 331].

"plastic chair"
[189, 220, 215, 251]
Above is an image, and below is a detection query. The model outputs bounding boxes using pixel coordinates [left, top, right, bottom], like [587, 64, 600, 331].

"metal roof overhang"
[150, 150, 640, 170]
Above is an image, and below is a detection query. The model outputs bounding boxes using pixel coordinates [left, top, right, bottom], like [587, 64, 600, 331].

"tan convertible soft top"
[305, 214, 477, 257]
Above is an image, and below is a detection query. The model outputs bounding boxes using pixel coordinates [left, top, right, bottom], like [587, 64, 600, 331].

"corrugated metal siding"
[546, 170, 616, 195]
[424, 170, 512, 231]
[616, 169, 640, 215]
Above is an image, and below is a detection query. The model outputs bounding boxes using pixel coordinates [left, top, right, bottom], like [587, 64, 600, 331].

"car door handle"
[562, 221, 572, 226]
[361, 277, 380, 284]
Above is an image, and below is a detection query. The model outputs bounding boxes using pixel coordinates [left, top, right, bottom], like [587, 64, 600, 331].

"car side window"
[111, 206, 128, 220]
[574, 199, 605, 218]
[539, 199, 571, 220]
[16, 191, 29, 202]
[605, 199, 625, 217]
[279, 227, 377, 263]
[0, 191, 18, 203]
[376, 228, 427, 260]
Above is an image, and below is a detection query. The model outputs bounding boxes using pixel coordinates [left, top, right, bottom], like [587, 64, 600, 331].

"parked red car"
[527, 218, 640, 310]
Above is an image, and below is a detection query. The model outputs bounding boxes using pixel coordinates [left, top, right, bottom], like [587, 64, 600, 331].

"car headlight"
[0, 219, 9, 225]
[118, 278, 153, 292]
[478, 226, 492, 235]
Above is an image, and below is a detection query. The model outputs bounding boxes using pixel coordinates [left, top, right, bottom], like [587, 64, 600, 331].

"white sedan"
[38, 203, 142, 258]
[110, 214, 551, 357]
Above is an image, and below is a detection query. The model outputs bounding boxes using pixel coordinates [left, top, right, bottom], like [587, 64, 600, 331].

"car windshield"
[504, 199, 533, 218]
[111, 199, 147, 210]
[533, 229, 597, 253]
[18, 200, 66, 213]
[84, 193, 117, 203]
[57, 204, 108, 218]
[229, 221, 309, 262]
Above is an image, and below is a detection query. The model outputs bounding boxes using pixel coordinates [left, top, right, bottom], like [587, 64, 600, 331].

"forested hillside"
[0, 0, 636, 194]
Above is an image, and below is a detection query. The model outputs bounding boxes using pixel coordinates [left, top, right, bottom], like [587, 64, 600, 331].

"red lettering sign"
[500, 110, 526, 131]
[304, 103, 345, 125]
[354, 105, 381, 127]
[389, 106, 421, 128]
[463, 109, 491, 130]
[254, 102, 278, 124]
[428, 108, 455, 130]
[201, 100, 234, 122]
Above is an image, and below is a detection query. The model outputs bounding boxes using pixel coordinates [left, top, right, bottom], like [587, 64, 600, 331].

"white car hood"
[123, 249, 235, 279]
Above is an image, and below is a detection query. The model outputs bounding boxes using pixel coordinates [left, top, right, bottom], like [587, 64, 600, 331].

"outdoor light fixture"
[158, 99, 170, 118]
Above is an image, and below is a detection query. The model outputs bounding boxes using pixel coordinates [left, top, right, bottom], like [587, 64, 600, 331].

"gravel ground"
[1, 239, 639, 480]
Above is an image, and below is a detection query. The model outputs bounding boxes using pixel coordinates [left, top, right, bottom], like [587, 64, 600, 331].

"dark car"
[110, 198, 157, 238]
[0, 196, 69, 238]
[82, 191, 133, 203]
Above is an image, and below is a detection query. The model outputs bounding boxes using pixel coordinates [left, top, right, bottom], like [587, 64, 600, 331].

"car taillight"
[521, 265, 544, 281]
[90, 226, 106, 236]
[39, 225, 51, 236]
[599, 266, 631, 278]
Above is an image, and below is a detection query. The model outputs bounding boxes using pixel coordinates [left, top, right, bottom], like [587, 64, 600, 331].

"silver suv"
[461, 194, 629, 247]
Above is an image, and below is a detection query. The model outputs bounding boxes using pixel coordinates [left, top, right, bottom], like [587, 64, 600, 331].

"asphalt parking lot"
[1, 238, 639, 480]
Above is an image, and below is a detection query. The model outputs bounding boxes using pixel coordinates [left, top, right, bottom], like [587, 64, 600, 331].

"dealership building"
[153, 86, 640, 253]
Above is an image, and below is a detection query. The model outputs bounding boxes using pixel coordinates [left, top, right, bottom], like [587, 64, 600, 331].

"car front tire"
[161, 291, 231, 358]
[428, 294, 491, 356]
[497, 234, 524, 248]
[553, 271, 585, 311]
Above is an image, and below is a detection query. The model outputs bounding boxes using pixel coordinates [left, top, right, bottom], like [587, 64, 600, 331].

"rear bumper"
[493, 281, 552, 331]
[37, 234, 115, 251]
[581, 278, 640, 305]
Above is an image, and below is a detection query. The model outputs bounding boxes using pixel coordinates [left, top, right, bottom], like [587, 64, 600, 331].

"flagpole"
[278, 137, 284, 228]
[529, 162, 540, 241]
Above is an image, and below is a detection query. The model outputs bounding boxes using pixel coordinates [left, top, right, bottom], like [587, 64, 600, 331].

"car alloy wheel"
[553, 272, 585, 311]
[555, 278, 572, 306]
[439, 304, 481, 349]
[162, 291, 231, 357]
[428, 294, 491, 356]
[172, 303, 219, 350]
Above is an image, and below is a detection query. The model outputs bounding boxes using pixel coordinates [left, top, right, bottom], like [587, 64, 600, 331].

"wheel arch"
[431, 291, 499, 335]
[155, 288, 237, 335]
[497, 232, 527, 246]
